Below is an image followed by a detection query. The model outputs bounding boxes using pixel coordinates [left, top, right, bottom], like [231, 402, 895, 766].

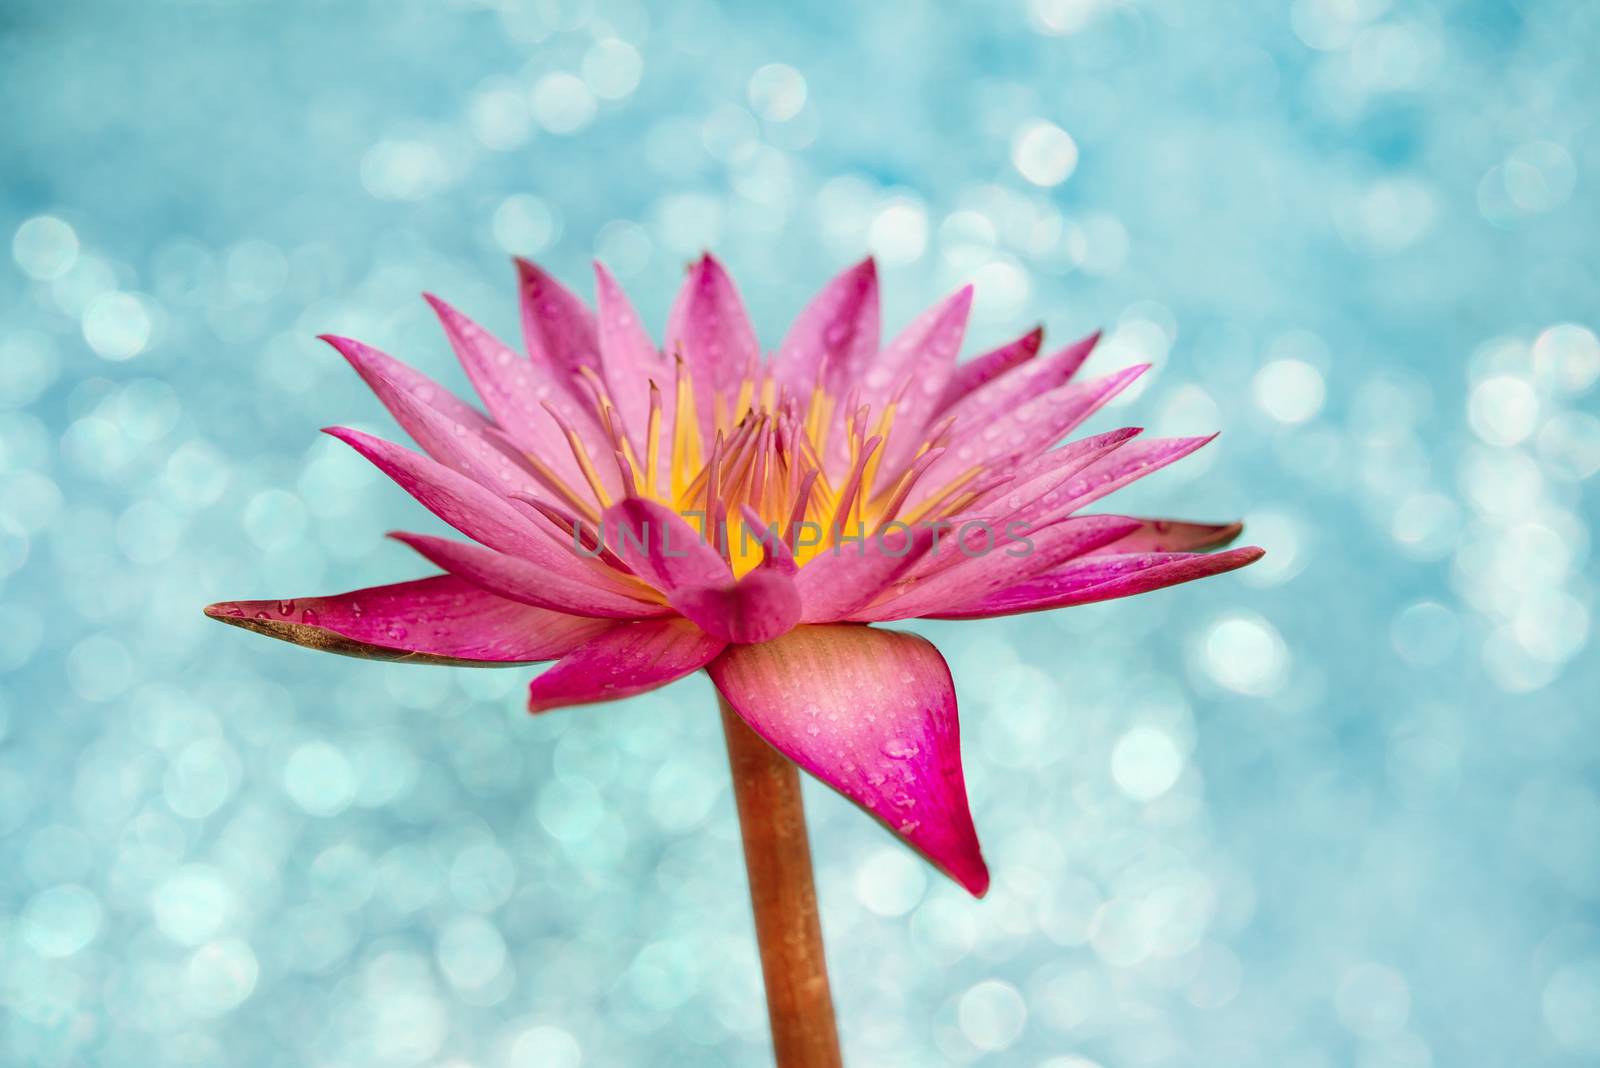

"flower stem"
[719, 695, 844, 1068]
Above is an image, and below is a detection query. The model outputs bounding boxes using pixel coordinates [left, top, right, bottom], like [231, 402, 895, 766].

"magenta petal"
[664, 254, 759, 439]
[514, 257, 600, 384]
[933, 546, 1265, 619]
[913, 363, 1150, 499]
[325, 427, 606, 589]
[709, 625, 988, 896]
[424, 293, 613, 495]
[389, 532, 666, 619]
[940, 330, 1101, 428]
[671, 568, 801, 644]
[600, 497, 731, 593]
[205, 575, 612, 664]
[1090, 518, 1244, 555]
[594, 262, 670, 464]
[935, 327, 1043, 413]
[1015, 434, 1218, 526]
[871, 286, 974, 473]
[854, 514, 1144, 622]
[957, 427, 1143, 520]
[323, 339, 546, 500]
[773, 257, 880, 397]
[526, 618, 726, 713]
[320, 334, 491, 438]
[794, 525, 929, 623]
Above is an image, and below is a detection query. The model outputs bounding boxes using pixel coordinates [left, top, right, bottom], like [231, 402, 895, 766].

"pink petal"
[932, 546, 1265, 619]
[912, 364, 1149, 503]
[871, 286, 974, 474]
[389, 532, 667, 619]
[1089, 518, 1244, 555]
[854, 514, 1143, 621]
[424, 293, 614, 496]
[959, 427, 1143, 521]
[325, 427, 605, 588]
[1012, 434, 1217, 526]
[934, 327, 1043, 413]
[514, 257, 600, 382]
[320, 334, 491, 437]
[664, 254, 759, 439]
[772, 257, 880, 397]
[594, 262, 670, 464]
[205, 575, 612, 664]
[709, 625, 988, 895]
[670, 567, 801, 644]
[794, 524, 930, 623]
[600, 497, 731, 593]
[939, 331, 1101, 429]
[527, 618, 726, 713]
[323, 339, 545, 499]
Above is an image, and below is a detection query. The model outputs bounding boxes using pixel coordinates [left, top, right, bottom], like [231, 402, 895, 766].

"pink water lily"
[207, 254, 1261, 898]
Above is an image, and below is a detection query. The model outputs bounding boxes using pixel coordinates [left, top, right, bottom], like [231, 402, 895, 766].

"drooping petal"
[854, 514, 1143, 622]
[514, 257, 600, 384]
[1089, 518, 1244, 555]
[205, 575, 611, 665]
[772, 257, 880, 397]
[325, 427, 611, 589]
[526, 618, 726, 713]
[388, 532, 666, 619]
[932, 546, 1265, 619]
[934, 327, 1042, 414]
[664, 253, 759, 438]
[709, 625, 988, 896]
[320, 334, 491, 438]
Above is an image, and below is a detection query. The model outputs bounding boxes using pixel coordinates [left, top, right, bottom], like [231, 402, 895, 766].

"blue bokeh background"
[3, 1, 1597, 1065]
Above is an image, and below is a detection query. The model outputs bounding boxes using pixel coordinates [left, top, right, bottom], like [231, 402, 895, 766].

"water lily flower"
[208, 254, 1260, 900]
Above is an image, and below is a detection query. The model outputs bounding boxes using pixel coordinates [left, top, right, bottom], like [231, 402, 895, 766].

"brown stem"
[720, 695, 844, 1068]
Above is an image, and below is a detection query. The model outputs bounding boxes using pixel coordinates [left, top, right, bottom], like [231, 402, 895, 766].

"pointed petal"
[514, 257, 599, 383]
[325, 427, 605, 588]
[388, 532, 665, 619]
[709, 625, 988, 895]
[205, 575, 611, 665]
[324, 337, 547, 499]
[933, 546, 1265, 619]
[424, 293, 614, 495]
[320, 334, 491, 438]
[940, 331, 1101, 428]
[934, 327, 1042, 413]
[664, 254, 759, 438]
[1089, 518, 1244, 555]
[594, 262, 669, 459]
[957, 427, 1142, 521]
[913, 364, 1149, 501]
[854, 514, 1143, 622]
[526, 618, 726, 713]
[772, 257, 880, 396]
[872, 286, 974, 473]
[1014, 434, 1217, 526]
